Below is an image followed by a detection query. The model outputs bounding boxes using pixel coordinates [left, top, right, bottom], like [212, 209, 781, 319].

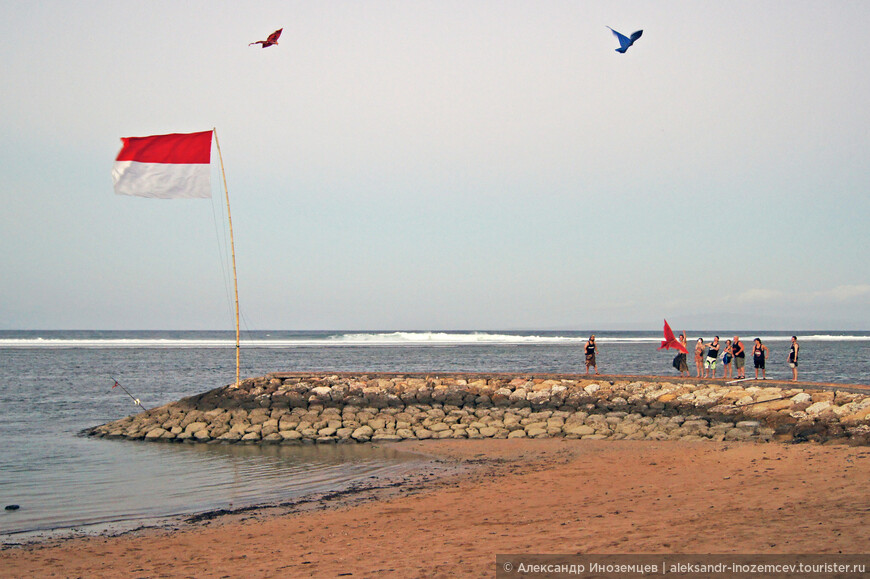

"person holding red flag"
[659, 320, 689, 377]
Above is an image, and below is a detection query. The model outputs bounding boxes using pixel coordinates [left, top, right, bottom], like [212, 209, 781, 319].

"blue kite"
[607, 26, 643, 53]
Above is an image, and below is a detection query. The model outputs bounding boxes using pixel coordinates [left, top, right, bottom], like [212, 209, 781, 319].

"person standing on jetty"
[788, 336, 800, 381]
[677, 332, 690, 377]
[585, 335, 598, 374]
[722, 339, 733, 379]
[732, 336, 746, 379]
[704, 336, 721, 378]
[694, 338, 706, 377]
[753, 338, 770, 379]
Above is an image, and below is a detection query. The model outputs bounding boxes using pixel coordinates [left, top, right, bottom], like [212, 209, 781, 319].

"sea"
[1, 329, 868, 542]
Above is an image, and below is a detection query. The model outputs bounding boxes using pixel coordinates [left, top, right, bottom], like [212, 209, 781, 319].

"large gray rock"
[194, 429, 211, 440]
[806, 401, 833, 415]
[564, 424, 595, 436]
[145, 428, 167, 439]
[351, 425, 374, 441]
[371, 434, 402, 442]
[184, 422, 209, 434]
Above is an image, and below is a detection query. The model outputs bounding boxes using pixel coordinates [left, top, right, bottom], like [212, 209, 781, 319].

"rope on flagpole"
[212, 127, 241, 388]
[208, 167, 236, 332]
[111, 378, 148, 411]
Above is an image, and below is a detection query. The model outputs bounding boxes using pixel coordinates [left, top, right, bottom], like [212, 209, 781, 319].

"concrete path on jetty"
[269, 371, 870, 395]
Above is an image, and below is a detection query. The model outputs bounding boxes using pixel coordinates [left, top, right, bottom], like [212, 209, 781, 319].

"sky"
[1, 1, 868, 331]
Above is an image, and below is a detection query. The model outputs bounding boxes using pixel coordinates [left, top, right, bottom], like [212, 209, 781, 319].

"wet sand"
[2, 439, 868, 577]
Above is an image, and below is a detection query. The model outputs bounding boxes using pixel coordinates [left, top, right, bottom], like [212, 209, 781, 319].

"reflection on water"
[0, 441, 425, 536]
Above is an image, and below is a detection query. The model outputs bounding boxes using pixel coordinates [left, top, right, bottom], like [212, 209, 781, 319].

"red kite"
[250, 28, 283, 48]
[658, 319, 688, 354]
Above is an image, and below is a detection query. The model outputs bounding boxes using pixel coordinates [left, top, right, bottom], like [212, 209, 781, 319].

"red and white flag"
[112, 130, 213, 198]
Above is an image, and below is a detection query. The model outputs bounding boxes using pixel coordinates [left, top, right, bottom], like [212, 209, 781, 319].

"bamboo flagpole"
[113, 129, 242, 387]
[212, 128, 241, 387]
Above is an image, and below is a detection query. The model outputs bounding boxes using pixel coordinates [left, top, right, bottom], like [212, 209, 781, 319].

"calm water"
[1, 330, 868, 538]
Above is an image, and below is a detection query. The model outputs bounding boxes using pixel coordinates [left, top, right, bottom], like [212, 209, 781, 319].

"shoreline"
[2, 438, 868, 577]
[0, 444, 460, 549]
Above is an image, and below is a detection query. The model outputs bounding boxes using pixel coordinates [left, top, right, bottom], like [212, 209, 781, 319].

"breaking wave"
[1, 331, 867, 349]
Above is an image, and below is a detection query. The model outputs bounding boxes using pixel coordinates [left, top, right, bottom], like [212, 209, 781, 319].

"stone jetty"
[86, 373, 870, 446]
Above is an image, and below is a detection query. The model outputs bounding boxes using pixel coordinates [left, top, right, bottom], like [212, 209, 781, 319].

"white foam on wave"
[0, 338, 238, 349]
[1, 332, 866, 349]
[0, 333, 589, 348]
[728, 335, 870, 343]
[0, 338, 360, 349]
[328, 332, 590, 345]
[789, 334, 870, 341]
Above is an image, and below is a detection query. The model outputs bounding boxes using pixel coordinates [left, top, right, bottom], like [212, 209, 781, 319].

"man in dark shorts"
[677, 332, 689, 377]
[753, 338, 770, 379]
[788, 336, 800, 381]
[703, 336, 721, 379]
[732, 336, 746, 379]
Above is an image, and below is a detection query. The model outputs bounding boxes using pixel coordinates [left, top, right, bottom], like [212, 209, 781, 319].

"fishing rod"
[734, 396, 786, 408]
[111, 378, 148, 411]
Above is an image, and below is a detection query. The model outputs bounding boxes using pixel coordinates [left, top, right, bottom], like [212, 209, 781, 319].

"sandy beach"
[2, 438, 868, 577]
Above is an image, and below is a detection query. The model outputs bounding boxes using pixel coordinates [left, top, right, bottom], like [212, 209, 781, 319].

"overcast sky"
[1, 1, 868, 331]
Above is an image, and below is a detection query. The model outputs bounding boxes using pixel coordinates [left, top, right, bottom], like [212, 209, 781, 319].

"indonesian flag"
[112, 130, 213, 198]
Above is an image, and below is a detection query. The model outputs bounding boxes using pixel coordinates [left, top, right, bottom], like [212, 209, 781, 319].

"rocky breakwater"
[86, 374, 870, 446]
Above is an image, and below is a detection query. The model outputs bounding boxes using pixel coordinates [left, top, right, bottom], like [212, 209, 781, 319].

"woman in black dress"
[585, 335, 598, 375]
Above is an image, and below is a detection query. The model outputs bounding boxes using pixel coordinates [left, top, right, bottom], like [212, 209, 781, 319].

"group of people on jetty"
[582, 334, 801, 382]
[675, 334, 800, 381]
